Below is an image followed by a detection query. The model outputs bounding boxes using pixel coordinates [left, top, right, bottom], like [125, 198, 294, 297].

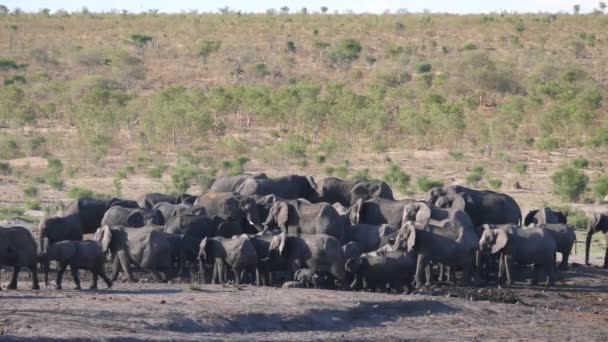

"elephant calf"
[293, 268, 331, 289]
[531, 223, 576, 270]
[479, 224, 557, 286]
[198, 235, 258, 285]
[0, 226, 40, 290]
[345, 251, 416, 293]
[40, 240, 112, 290]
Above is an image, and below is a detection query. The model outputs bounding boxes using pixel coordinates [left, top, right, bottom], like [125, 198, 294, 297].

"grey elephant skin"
[524, 208, 567, 227]
[39, 214, 83, 253]
[101, 206, 164, 228]
[530, 223, 576, 270]
[585, 212, 608, 268]
[195, 192, 263, 233]
[427, 185, 522, 227]
[479, 224, 556, 286]
[264, 199, 344, 240]
[268, 233, 345, 287]
[345, 250, 416, 293]
[315, 177, 394, 206]
[237, 175, 318, 201]
[152, 202, 204, 222]
[349, 198, 414, 229]
[210, 173, 268, 192]
[94, 225, 173, 282]
[396, 202, 479, 288]
[136, 193, 196, 210]
[40, 240, 112, 290]
[343, 224, 397, 253]
[64, 197, 139, 233]
[0, 226, 40, 290]
[198, 235, 258, 285]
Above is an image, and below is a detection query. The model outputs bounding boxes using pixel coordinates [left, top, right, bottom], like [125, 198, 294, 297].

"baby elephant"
[479, 224, 557, 286]
[41, 240, 112, 290]
[530, 223, 576, 270]
[293, 268, 331, 289]
[345, 251, 416, 293]
[198, 236, 258, 285]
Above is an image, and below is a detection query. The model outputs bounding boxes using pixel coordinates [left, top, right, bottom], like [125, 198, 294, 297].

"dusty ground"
[1, 258, 607, 341]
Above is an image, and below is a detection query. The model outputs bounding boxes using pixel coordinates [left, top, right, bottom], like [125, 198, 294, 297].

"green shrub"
[23, 186, 38, 198]
[230, 156, 249, 175]
[46, 173, 64, 190]
[416, 176, 443, 192]
[67, 187, 95, 199]
[466, 166, 485, 186]
[371, 140, 387, 153]
[335, 163, 349, 179]
[463, 42, 478, 50]
[352, 169, 371, 181]
[594, 175, 608, 199]
[414, 62, 432, 74]
[197, 168, 217, 192]
[328, 38, 362, 68]
[514, 162, 528, 174]
[24, 199, 41, 211]
[171, 162, 200, 193]
[324, 166, 335, 175]
[47, 158, 63, 173]
[0, 57, 18, 70]
[277, 135, 309, 158]
[448, 151, 464, 161]
[488, 179, 503, 190]
[567, 209, 589, 229]
[0, 206, 24, 220]
[383, 164, 410, 192]
[129, 34, 152, 48]
[315, 154, 326, 164]
[66, 166, 78, 178]
[286, 41, 296, 53]
[147, 163, 168, 179]
[572, 158, 589, 169]
[551, 165, 589, 201]
[0, 161, 11, 175]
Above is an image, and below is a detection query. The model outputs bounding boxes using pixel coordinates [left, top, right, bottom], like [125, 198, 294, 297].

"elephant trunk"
[585, 231, 593, 265]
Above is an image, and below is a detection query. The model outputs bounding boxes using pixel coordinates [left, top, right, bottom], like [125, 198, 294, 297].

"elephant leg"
[8, 266, 20, 290]
[503, 254, 513, 285]
[55, 263, 67, 290]
[438, 264, 445, 282]
[530, 264, 540, 285]
[98, 268, 113, 289]
[118, 251, 136, 282]
[30, 263, 40, 290]
[110, 255, 121, 281]
[150, 271, 163, 282]
[211, 262, 218, 284]
[424, 264, 432, 287]
[233, 269, 241, 285]
[546, 262, 555, 287]
[70, 266, 81, 290]
[603, 233, 608, 268]
[414, 254, 428, 288]
[559, 252, 570, 270]
[498, 254, 504, 283]
[90, 272, 99, 290]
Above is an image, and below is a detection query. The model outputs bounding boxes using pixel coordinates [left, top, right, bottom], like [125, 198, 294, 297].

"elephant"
[237, 175, 318, 201]
[427, 185, 522, 227]
[530, 223, 576, 270]
[349, 198, 415, 229]
[267, 233, 345, 287]
[524, 208, 567, 227]
[94, 225, 173, 282]
[136, 193, 196, 210]
[39, 215, 83, 253]
[479, 224, 556, 286]
[344, 250, 416, 293]
[343, 242, 364, 261]
[63, 197, 139, 234]
[0, 226, 40, 290]
[395, 202, 479, 288]
[195, 192, 263, 233]
[100, 206, 164, 228]
[40, 240, 112, 290]
[198, 235, 258, 285]
[585, 212, 608, 268]
[210, 173, 268, 192]
[343, 224, 397, 253]
[255, 194, 281, 223]
[263, 199, 344, 240]
[314, 177, 395, 206]
[293, 268, 331, 289]
[152, 202, 205, 222]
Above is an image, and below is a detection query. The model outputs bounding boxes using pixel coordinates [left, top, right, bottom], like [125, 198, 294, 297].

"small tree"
[129, 34, 152, 49]
[594, 175, 608, 199]
[321, 6, 328, 13]
[600, 2, 607, 11]
[0, 5, 8, 15]
[573, 4, 581, 14]
[198, 40, 221, 63]
[280, 6, 289, 14]
[286, 41, 296, 53]
[328, 38, 362, 69]
[551, 165, 588, 202]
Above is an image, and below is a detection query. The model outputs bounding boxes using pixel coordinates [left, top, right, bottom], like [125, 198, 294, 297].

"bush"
[0, 206, 24, 220]
[315, 154, 326, 164]
[129, 34, 152, 48]
[335, 163, 349, 179]
[67, 187, 95, 199]
[324, 166, 335, 175]
[0, 57, 18, 71]
[572, 158, 589, 169]
[414, 62, 432, 74]
[352, 169, 371, 181]
[24, 199, 41, 211]
[277, 135, 309, 158]
[488, 179, 503, 190]
[383, 164, 410, 192]
[229, 156, 249, 176]
[514, 162, 528, 174]
[551, 165, 589, 201]
[448, 151, 464, 161]
[594, 175, 608, 199]
[466, 166, 485, 186]
[463, 42, 477, 50]
[171, 162, 200, 193]
[328, 38, 362, 68]
[147, 164, 168, 179]
[416, 176, 443, 192]
[286, 41, 296, 53]
[0, 161, 11, 175]
[567, 209, 589, 229]
[23, 186, 38, 198]
[197, 168, 217, 192]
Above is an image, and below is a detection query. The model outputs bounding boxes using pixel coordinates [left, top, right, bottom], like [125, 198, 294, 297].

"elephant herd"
[1, 173, 607, 294]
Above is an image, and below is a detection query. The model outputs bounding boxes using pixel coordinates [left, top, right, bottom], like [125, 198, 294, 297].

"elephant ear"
[126, 211, 145, 227]
[219, 197, 239, 219]
[588, 213, 601, 233]
[450, 195, 466, 211]
[349, 184, 370, 205]
[524, 210, 538, 227]
[100, 225, 112, 253]
[217, 221, 243, 238]
[403, 202, 431, 227]
[276, 201, 289, 230]
[277, 232, 287, 256]
[404, 222, 417, 252]
[349, 198, 364, 225]
[305, 176, 318, 191]
[492, 228, 509, 254]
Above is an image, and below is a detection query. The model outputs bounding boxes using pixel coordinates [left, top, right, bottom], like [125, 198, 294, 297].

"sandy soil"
[1, 261, 607, 341]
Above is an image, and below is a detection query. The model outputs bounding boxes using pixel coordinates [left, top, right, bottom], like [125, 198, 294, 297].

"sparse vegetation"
[383, 164, 410, 193]
[466, 166, 485, 187]
[572, 158, 589, 169]
[416, 176, 443, 192]
[594, 175, 608, 200]
[487, 178, 503, 190]
[514, 163, 528, 175]
[551, 165, 589, 202]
